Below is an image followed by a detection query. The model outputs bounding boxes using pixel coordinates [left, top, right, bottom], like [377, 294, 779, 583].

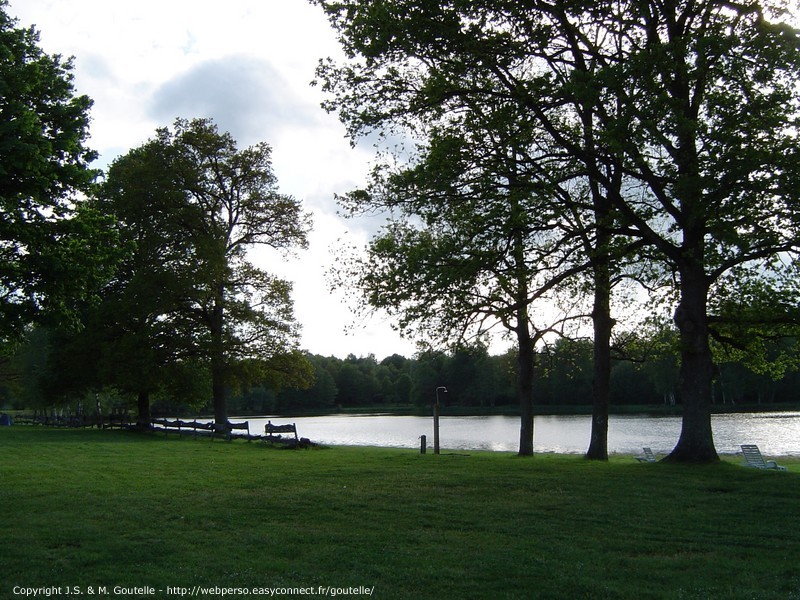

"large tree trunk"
[666, 265, 719, 462]
[136, 390, 151, 430]
[210, 283, 228, 434]
[586, 191, 614, 461]
[586, 268, 613, 460]
[510, 191, 535, 457]
[517, 323, 535, 456]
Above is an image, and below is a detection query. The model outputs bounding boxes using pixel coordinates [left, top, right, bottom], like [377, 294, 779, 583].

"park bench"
[264, 421, 299, 444]
[101, 413, 132, 429]
[151, 418, 211, 437]
[227, 420, 252, 440]
[151, 418, 251, 440]
[740, 444, 788, 471]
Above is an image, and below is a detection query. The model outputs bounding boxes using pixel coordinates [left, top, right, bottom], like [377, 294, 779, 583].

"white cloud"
[10, 0, 417, 359]
[148, 55, 317, 146]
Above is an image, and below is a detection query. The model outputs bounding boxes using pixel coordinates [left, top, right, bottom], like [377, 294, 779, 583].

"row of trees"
[4, 0, 800, 463]
[6, 331, 799, 415]
[313, 0, 800, 460]
[0, 3, 312, 431]
[227, 342, 800, 415]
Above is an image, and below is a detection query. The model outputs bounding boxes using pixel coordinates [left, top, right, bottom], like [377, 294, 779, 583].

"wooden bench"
[151, 418, 250, 440]
[264, 421, 299, 444]
[15, 413, 104, 427]
[152, 418, 209, 437]
[102, 413, 132, 429]
[227, 420, 252, 440]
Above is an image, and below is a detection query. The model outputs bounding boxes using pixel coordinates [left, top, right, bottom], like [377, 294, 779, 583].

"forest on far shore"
[4, 331, 798, 418]
[222, 339, 800, 417]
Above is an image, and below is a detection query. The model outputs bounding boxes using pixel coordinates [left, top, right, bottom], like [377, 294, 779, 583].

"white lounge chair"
[635, 447, 657, 463]
[740, 444, 788, 471]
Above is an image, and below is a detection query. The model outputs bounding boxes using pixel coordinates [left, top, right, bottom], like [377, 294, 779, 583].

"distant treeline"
[4, 334, 797, 417]
[201, 340, 800, 416]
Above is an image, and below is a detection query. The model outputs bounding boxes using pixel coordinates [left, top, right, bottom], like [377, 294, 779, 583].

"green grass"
[1, 428, 799, 599]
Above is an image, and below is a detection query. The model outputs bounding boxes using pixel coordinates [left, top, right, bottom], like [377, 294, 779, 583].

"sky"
[10, 0, 419, 360]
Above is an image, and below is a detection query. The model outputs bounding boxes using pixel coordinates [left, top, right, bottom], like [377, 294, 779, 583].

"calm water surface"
[239, 412, 800, 456]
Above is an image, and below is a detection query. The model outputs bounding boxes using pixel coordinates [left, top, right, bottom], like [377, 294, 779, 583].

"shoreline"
[206, 402, 800, 420]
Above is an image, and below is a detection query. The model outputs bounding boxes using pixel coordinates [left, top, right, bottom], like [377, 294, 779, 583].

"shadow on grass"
[2, 426, 207, 445]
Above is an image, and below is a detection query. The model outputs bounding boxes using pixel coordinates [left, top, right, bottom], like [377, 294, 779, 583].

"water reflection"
[239, 412, 800, 455]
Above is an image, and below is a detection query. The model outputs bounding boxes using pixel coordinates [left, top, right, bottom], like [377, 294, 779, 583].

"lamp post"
[434, 386, 447, 455]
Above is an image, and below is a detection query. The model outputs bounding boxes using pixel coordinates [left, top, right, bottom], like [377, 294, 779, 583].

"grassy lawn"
[1, 427, 798, 599]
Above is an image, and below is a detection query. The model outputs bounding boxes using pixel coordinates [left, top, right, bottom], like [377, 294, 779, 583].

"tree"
[535, 0, 800, 461]
[0, 2, 114, 346]
[93, 140, 206, 426]
[108, 118, 312, 431]
[318, 5, 617, 456]
[313, 0, 800, 462]
[277, 354, 338, 410]
[336, 162, 584, 453]
[446, 344, 494, 406]
[539, 338, 594, 406]
[409, 351, 447, 407]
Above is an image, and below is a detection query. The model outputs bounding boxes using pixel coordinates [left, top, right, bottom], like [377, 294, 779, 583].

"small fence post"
[420, 435, 427, 454]
[433, 402, 440, 455]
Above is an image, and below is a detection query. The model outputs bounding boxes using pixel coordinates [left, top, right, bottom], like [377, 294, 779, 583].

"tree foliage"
[95, 118, 313, 428]
[89, 140, 209, 424]
[0, 2, 115, 345]
[331, 86, 597, 455]
[313, 0, 800, 461]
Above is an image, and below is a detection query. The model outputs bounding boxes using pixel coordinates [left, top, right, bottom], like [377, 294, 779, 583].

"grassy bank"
[1, 427, 799, 599]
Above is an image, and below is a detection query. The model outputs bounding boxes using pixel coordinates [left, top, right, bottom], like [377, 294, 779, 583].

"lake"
[237, 412, 800, 456]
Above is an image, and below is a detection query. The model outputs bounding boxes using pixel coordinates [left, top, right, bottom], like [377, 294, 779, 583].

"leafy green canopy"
[313, 0, 800, 461]
[0, 2, 113, 344]
[156, 118, 313, 364]
[97, 119, 314, 421]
